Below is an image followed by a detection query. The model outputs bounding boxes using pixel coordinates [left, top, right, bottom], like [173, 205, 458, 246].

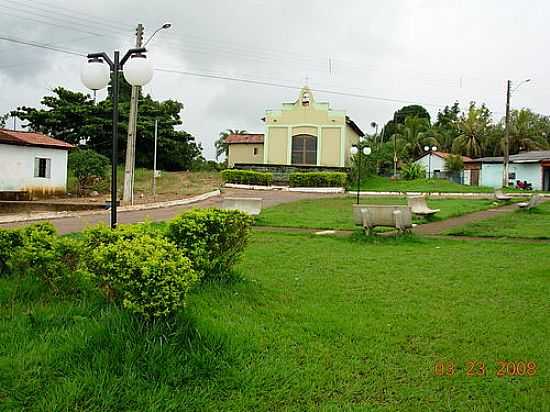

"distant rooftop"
[469, 150, 550, 163]
[0, 129, 73, 150]
[224, 134, 264, 144]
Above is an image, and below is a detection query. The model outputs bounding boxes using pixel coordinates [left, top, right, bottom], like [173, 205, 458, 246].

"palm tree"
[452, 103, 491, 158]
[391, 116, 432, 161]
[505, 109, 550, 154]
[215, 129, 248, 160]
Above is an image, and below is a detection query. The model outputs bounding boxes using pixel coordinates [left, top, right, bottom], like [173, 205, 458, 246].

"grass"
[447, 201, 550, 239]
[356, 176, 495, 193]
[255, 196, 498, 230]
[1, 232, 549, 411]
[68, 168, 221, 203]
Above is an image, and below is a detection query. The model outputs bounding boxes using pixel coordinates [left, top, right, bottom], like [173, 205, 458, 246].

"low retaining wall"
[0, 201, 106, 215]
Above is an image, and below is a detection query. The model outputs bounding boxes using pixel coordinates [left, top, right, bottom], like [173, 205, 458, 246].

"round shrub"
[89, 234, 198, 320]
[0, 228, 23, 276]
[166, 208, 253, 280]
[401, 163, 426, 180]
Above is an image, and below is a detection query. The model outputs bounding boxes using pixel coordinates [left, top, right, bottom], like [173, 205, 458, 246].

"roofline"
[226, 141, 265, 145]
[0, 140, 73, 151]
[345, 117, 365, 137]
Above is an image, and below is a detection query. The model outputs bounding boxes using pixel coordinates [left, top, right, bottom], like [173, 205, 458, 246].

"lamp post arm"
[120, 47, 148, 67]
[87, 52, 114, 69]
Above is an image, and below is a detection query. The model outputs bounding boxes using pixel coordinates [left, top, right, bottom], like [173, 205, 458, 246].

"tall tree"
[391, 116, 432, 160]
[383, 105, 431, 140]
[504, 109, 550, 154]
[215, 129, 248, 160]
[12, 87, 203, 171]
[452, 102, 492, 158]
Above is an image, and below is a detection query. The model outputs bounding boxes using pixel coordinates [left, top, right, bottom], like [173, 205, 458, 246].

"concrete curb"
[346, 191, 548, 199]
[0, 190, 221, 225]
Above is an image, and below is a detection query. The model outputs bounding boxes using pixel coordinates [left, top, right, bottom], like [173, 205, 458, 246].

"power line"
[154, 67, 444, 107]
[0, 35, 85, 57]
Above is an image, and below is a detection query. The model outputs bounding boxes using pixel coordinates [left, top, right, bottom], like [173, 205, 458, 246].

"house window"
[291, 134, 317, 165]
[253, 147, 259, 156]
[34, 158, 51, 179]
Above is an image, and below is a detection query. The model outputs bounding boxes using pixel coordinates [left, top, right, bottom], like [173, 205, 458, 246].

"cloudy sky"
[0, 0, 548, 159]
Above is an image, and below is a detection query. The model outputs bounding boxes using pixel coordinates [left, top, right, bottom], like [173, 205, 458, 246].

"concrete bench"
[407, 195, 440, 217]
[518, 194, 543, 210]
[495, 189, 513, 201]
[353, 205, 412, 235]
[222, 197, 263, 216]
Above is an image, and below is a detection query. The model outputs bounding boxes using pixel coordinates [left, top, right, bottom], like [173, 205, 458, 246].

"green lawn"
[447, 201, 550, 239]
[355, 176, 495, 193]
[256, 196, 497, 230]
[1, 232, 548, 411]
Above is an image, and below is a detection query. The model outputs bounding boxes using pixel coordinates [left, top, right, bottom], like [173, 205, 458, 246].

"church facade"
[225, 87, 364, 168]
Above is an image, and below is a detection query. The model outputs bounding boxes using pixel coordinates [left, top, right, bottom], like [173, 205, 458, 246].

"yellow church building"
[225, 86, 364, 168]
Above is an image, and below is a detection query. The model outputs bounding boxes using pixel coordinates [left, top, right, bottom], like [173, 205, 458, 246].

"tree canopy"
[12, 86, 202, 171]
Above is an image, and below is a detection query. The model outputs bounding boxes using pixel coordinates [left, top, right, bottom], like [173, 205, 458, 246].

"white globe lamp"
[81, 59, 110, 91]
[363, 147, 372, 155]
[350, 146, 359, 155]
[123, 55, 153, 86]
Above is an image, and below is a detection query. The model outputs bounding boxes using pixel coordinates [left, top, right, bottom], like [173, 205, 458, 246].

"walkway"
[0, 189, 345, 235]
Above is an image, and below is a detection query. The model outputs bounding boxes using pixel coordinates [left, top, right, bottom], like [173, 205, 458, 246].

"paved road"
[0, 189, 345, 235]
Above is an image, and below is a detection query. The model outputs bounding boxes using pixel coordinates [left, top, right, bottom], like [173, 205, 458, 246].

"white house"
[414, 151, 474, 184]
[0, 129, 74, 198]
[467, 151, 550, 190]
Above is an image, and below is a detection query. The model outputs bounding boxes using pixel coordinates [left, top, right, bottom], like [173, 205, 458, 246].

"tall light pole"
[123, 22, 172, 206]
[424, 145, 438, 179]
[503, 78, 531, 188]
[81, 47, 154, 228]
[351, 144, 372, 204]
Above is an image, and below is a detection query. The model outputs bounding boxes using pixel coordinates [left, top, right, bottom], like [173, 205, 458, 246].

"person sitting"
[516, 180, 524, 189]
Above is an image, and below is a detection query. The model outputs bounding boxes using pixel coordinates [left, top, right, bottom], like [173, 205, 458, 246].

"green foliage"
[401, 163, 426, 180]
[8, 223, 87, 294]
[68, 148, 110, 193]
[383, 105, 431, 140]
[221, 169, 272, 186]
[288, 172, 347, 187]
[445, 154, 464, 173]
[88, 233, 198, 320]
[11, 86, 203, 171]
[167, 209, 253, 279]
[0, 228, 23, 275]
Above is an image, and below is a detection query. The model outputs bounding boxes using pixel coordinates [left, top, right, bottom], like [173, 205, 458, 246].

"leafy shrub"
[0, 228, 23, 276]
[8, 223, 88, 294]
[221, 169, 272, 186]
[166, 208, 253, 279]
[88, 233, 198, 320]
[445, 154, 465, 173]
[401, 163, 426, 180]
[68, 148, 109, 194]
[288, 172, 347, 187]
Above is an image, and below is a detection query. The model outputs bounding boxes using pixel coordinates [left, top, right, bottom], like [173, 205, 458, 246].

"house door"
[543, 168, 550, 191]
[470, 169, 480, 186]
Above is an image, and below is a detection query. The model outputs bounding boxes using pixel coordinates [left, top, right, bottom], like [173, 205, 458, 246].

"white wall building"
[0, 129, 73, 198]
[471, 151, 550, 190]
[414, 151, 473, 184]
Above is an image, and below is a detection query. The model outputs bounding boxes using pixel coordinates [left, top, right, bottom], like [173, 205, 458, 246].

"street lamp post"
[351, 144, 372, 204]
[424, 145, 438, 179]
[81, 47, 153, 228]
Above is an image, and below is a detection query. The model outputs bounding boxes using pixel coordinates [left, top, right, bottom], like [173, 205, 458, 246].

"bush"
[88, 233, 198, 320]
[221, 169, 272, 186]
[288, 172, 347, 187]
[68, 148, 109, 194]
[0, 228, 23, 276]
[8, 223, 88, 294]
[401, 163, 426, 180]
[166, 209, 253, 279]
[445, 154, 464, 173]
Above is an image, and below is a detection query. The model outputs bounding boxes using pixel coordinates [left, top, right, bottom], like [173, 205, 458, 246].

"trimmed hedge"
[167, 208, 254, 280]
[221, 169, 272, 186]
[288, 172, 348, 188]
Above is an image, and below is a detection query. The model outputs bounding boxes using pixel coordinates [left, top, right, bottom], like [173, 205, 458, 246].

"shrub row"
[288, 172, 348, 188]
[221, 169, 273, 186]
[0, 209, 253, 320]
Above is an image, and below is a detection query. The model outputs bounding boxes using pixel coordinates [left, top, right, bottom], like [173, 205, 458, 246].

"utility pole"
[152, 119, 159, 199]
[122, 23, 144, 205]
[503, 80, 511, 188]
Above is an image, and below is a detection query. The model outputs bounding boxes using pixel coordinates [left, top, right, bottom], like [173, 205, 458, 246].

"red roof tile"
[0, 129, 73, 150]
[224, 134, 264, 144]
[432, 151, 472, 162]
